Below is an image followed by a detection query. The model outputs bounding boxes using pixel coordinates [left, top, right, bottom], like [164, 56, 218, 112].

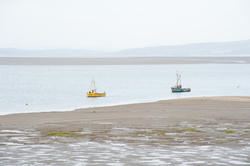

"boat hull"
[171, 88, 191, 93]
[87, 92, 106, 97]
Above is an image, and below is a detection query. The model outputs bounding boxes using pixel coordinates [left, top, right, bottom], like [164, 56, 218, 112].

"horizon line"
[0, 38, 250, 52]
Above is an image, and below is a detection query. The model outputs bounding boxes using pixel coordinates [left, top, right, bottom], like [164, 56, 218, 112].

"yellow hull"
[87, 92, 106, 97]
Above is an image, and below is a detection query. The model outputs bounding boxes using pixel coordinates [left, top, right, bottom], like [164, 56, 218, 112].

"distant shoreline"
[0, 57, 250, 65]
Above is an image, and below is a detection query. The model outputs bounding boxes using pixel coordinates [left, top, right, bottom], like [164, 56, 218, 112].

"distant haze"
[0, 0, 250, 51]
[1, 40, 250, 57]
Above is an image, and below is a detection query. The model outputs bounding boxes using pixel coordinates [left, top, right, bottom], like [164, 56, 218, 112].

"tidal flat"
[0, 96, 250, 165]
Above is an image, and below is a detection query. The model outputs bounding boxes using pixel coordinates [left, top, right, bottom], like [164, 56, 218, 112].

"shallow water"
[0, 64, 250, 114]
[0, 121, 249, 165]
[2, 143, 249, 166]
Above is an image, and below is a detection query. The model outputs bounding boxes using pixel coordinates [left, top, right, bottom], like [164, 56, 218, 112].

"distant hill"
[1, 40, 250, 57]
[0, 48, 101, 57]
[114, 40, 250, 57]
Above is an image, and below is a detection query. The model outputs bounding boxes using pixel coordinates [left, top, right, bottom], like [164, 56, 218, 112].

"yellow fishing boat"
[87, 80, 106, 97]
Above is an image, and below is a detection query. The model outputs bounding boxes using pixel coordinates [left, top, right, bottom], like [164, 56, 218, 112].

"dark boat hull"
[171, 87, 191, 93]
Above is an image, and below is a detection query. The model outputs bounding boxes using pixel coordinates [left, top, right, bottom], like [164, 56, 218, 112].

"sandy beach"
[1, 96, 249, 139]
[1, 96, 250, 165]
[1, 57, 250, 65]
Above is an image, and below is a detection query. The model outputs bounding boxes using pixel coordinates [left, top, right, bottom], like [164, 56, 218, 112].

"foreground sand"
[0, 96, 250, 165]
[0, 96, 250, 132]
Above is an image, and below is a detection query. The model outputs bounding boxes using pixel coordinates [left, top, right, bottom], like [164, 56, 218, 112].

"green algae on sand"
[46, 131, 84, 138]
[178, 128, 201, 133]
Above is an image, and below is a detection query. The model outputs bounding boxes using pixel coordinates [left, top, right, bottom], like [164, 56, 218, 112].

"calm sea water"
[0, 64, 250, 115]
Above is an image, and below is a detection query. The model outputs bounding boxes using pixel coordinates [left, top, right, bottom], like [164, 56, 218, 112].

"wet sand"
[1, 96, 250, 138]
[0, 96, 250, 165]
[1, 57, 250, 65]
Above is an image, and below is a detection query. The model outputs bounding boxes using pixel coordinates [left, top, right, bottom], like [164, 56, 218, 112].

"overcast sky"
[0, 0, 250, 50]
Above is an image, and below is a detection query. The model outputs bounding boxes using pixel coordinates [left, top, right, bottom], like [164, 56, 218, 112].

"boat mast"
[179, 74, 182, 87]
[176, 73, 179, 87]
[176, 72, 182, 87]
[90, 79, 97, 91]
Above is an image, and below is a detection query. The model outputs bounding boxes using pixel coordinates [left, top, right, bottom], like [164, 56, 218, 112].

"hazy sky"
[0, 0, 250, 50]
